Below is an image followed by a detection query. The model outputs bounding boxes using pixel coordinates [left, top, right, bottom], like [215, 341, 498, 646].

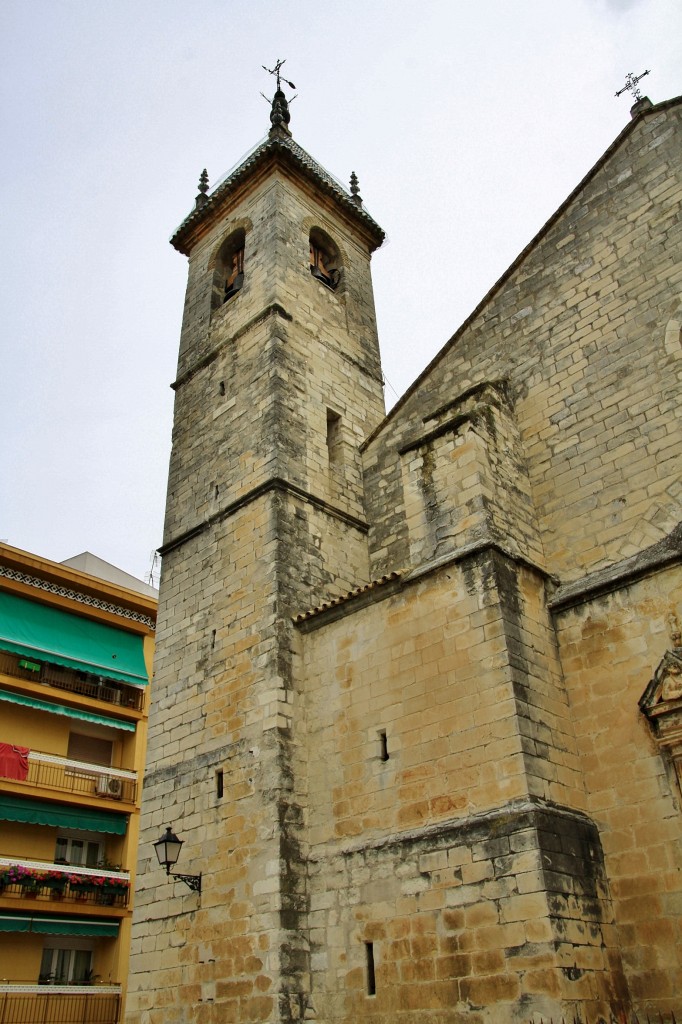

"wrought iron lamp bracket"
[169, 871, 202, 893]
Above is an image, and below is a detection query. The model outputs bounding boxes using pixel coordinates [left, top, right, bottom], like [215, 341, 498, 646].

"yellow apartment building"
[0, 543, 156, 1024]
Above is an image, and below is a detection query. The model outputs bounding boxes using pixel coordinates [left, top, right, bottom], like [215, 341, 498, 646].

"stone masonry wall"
[129, 507, 284, 1024]
[165, 172, 385, 580]
[294, 552, 626, 1017]
[299, 558, 583, 851]
[304, 802, 626, 1024]
[399, 381, 543, 569]
[552, 561, 682, 1012]
[131, 156, 388, 1023]
[363, 101, 682, 583]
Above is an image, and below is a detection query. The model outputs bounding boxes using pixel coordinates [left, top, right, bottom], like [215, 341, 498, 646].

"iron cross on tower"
[615, 70, 651, 102]
[262, 58, 296, 92]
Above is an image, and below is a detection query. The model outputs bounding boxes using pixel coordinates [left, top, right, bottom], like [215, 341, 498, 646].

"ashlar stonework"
[127, 94, 682, 1023]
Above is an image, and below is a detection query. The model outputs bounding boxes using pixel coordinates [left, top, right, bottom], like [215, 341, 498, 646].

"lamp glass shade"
[154, 826, 183, 871]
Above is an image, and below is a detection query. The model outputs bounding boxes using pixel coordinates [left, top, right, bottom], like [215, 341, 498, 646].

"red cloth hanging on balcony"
[0, 743, 30, 780]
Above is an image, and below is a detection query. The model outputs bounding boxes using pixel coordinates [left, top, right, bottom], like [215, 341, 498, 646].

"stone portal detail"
[639, 642, 682, 795]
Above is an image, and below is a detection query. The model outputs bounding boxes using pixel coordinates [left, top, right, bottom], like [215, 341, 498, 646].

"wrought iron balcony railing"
[5, 750, 139, 803]
[0, 650, 144, 711]
[0, 984, 121, 1024]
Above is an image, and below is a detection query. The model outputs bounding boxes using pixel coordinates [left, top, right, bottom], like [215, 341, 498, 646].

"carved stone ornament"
[270, 89, 291, 134]
[639, 646, 682, 793]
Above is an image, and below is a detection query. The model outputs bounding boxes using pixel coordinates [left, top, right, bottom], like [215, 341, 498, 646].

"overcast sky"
[1, 0, 680, 585]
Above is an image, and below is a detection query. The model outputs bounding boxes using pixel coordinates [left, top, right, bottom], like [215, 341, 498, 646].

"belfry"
[128, 76, 682, 1023]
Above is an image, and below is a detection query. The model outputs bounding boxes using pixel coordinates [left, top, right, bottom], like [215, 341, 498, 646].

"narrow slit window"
[379, 730, 389, 762]
[326, 409, 342, 467]
[215, 769, 224, 799]
[365, 942, 376, 996]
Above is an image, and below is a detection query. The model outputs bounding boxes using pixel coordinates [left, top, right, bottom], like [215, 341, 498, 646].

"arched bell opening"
[212, 228, 246, 309]
[309, 227, 342, 290]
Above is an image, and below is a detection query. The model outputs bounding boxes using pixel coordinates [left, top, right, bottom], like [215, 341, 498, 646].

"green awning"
[0, 795, 127, 835]
[0, 914, 119, 936]
[0, 591, 148, 687]
[0, 689, 135, 732]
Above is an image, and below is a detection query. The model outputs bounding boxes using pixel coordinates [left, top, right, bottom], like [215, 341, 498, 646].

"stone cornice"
[548, 523, 682, 612]
[159, 477, 369, 557]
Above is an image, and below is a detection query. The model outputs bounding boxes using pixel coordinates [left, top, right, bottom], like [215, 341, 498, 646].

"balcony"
[0, 651, 144, 712]
[0, 859, 131, 909]
[0, 984, 121, 1024]
[3, 750, 138, 804]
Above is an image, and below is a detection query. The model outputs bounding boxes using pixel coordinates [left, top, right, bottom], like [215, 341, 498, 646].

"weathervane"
[615, 70, 650, 103]
[261, 59, 297, 135]
[262, 58, 296, 93]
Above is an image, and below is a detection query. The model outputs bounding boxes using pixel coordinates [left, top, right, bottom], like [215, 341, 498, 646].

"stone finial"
[349, 171, 363, 208]
[195, 169, 209, 209]
[269, 89, 292, 137]
[630, 96, 653, 119]
[263, 60, 295, 138]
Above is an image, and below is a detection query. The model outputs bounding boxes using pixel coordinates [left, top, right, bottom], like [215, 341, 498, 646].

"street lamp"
[153, 826, 202, 892]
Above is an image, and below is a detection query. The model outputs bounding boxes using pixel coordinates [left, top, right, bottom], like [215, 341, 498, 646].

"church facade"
[127, 89, 682, 1023]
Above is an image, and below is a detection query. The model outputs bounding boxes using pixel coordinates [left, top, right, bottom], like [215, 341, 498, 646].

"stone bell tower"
[127, 75, 386, 1024]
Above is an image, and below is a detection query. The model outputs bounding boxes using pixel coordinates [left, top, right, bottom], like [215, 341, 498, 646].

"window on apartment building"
[67, 733, 113, 767]
[39, 943, 94, 984]
[55, 834, 103, 868]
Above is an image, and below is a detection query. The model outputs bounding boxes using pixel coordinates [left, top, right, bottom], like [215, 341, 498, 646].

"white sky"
[1, 0, 680, 584]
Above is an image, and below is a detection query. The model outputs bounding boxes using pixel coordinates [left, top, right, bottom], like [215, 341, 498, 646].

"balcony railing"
[0, 984, 121, 1024]
[0, 859, 131, 909]
[11, 750, 138, 803]
[0, 650, 144, 711]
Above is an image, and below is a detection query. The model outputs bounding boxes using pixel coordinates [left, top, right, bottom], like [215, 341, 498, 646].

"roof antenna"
[147, 551, 160, 589]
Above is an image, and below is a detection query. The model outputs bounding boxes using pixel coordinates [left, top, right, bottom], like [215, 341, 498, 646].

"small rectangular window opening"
[326, 409, 342, 467]
[365, 942, 376, 996]
[379, 730, 389, 762]
[215, 769, 224, 799]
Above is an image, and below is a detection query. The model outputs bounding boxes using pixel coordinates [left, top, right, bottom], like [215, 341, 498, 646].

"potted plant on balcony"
[16, 866, 44, 897]
[0, 864, 29, 892]
[96, 874, 130, 905]
[67, 873, 96, 899]
[43, 869, 67, 899]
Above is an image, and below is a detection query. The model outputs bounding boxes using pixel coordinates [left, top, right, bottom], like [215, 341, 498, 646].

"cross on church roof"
[615, 70, 650, 102]
[262, 58, 296, 93]
[261, 59, 297, 136]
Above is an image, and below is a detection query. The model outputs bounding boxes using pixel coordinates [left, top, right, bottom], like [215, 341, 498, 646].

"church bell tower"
[128, 70, 386, 1024]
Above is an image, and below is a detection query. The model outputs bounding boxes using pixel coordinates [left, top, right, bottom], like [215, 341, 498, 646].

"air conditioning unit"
[96, 776, 123, 799]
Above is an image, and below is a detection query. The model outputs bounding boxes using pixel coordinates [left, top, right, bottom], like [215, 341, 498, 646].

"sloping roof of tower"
[170, 131, 385, 256]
